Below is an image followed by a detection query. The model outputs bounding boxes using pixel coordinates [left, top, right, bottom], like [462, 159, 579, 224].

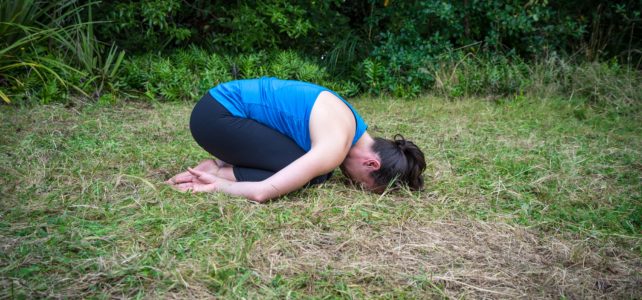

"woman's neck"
[348, 131, 375, 159]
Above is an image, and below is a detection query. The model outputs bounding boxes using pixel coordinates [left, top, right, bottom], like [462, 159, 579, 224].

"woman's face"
[340, 157, 377, 191]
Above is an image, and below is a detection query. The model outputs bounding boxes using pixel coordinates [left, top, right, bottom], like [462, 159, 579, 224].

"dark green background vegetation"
[1, 0, 640, 105]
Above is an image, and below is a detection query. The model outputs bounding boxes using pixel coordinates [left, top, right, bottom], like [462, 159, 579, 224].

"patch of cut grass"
[1, 97, 640, 298]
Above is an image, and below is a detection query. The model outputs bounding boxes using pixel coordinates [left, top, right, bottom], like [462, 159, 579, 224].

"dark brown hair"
[371, 134, 426, 191]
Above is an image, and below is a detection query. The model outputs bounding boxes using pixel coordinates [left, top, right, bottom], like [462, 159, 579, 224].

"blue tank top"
[209, 77, 368, 151]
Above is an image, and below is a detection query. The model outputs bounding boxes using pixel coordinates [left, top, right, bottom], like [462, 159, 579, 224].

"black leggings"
[189, 93, 331, 184]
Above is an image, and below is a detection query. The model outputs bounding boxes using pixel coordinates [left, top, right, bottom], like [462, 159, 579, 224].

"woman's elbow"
[248, 190, 270, 203]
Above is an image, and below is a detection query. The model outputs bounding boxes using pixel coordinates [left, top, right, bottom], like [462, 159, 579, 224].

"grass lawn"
[1, 96, 640, 298]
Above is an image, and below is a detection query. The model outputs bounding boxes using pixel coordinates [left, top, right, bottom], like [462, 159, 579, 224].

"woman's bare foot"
[167, 159, 218, 184]
[201, 159, 237, 181]
[198, 159, 237, 181]
[167, 159, 236, 185]
[214, 159, 231, 168]
[193, 159, 220, 175]
[165, 159, 234, 185]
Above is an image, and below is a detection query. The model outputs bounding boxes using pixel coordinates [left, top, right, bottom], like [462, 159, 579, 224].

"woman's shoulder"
[310, 92, 356, 138]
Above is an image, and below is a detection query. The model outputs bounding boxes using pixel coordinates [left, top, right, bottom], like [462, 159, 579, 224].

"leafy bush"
[96, 0, 337, 53]
[93, 0, 637, 60]
[95, 0, 192, 52]
[4, 1, 640, 105]
[355, 0, 639, 99]
[118, 47, 358, 102]
[357, 31, 441, 98]
[58, 8, 125, 98]
[215, 1, 313, 53]
[357, 0, 587, 98]
[116, 45, 640, 107]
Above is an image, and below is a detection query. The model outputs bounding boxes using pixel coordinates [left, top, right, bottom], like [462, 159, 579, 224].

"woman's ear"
[364, 159, 381, 171]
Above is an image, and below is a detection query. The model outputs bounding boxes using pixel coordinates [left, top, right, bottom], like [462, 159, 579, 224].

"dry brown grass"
[249, 220, 641, 298]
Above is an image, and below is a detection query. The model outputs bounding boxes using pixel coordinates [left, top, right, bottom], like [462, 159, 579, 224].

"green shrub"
[199, 53, 233, 92]
[118, 47, 354, 102]
[358, 37, 435, 99]
[270, 50, 325, 83]
[320, 80, 360, 99]
[96, 0, 192, 52]
[237, 52, 268, 79]
[98, 92, 118, 105]
[16, 67, 67, 105]
[88, 0, 641, 96]
[97, 0, 322, 53]
[117, 46, 641, 107]
[0, 3, 78, 104]
[93, 1, 641, 63]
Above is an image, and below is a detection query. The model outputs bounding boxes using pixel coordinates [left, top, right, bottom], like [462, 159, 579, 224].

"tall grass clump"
[566, 61, 641, 111]
[0, 1, 78, 104]
[429, 51, 531, 98]
[427, 50, 641, 109]
[0, 0, 125, 105]
[525, 55, 642, 111]
[60, 5, 125, 99]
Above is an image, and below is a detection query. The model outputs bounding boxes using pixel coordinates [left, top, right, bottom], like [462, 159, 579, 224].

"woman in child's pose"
[167, 77, 425, 202]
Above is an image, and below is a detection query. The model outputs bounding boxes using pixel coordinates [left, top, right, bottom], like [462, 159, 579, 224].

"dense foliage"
[119, 47, 359, 102]
[1, 0, 640, 104]
[94, 0, 640, 58]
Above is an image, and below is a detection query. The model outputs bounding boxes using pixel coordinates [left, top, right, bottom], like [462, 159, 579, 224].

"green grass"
[1, 96, 640, 298]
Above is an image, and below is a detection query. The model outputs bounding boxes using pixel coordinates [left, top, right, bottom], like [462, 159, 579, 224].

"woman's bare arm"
[185, 139, 348, 202]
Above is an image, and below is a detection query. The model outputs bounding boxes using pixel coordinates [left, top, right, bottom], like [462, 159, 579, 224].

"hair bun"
[371, 134, 426, 191]
[393, 134, 407, 151]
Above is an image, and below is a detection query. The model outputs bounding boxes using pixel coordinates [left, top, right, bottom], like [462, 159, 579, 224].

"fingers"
[167, 176, 217, 193]
[187, 167, 206, 177]
[169, 181, 207, 193]
[172, 173, 194, 184]
[166, 170, 191, 184]
[167, 166, 220, 193]
[170, 182, 193, 192]
[188, 167, 216, 183]
[167, 167, 209, 185]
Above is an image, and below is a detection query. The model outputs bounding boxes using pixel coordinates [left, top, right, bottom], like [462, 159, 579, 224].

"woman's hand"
[174, 168, 225, 193]
[165, 159, 222, 185]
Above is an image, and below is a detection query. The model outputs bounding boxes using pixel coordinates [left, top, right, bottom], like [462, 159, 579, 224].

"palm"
[166, 160, 223, 193]
[186, 168, 219, 192]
